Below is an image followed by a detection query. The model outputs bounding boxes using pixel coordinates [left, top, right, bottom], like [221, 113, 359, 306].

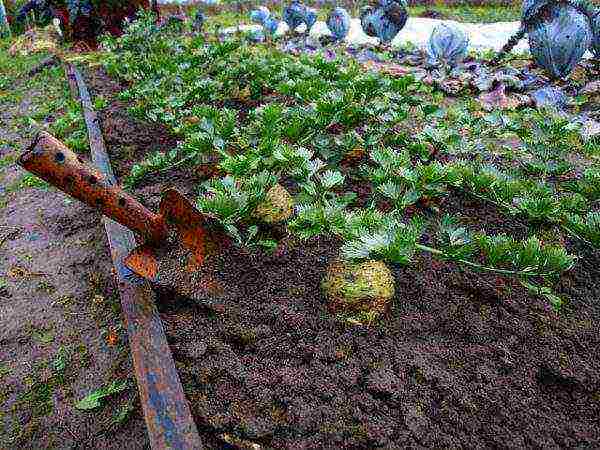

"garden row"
[98, 14, 600, 319]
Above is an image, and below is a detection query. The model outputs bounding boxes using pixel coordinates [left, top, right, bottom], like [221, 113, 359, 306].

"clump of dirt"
[418, 9, 448, 20]
[86, 67, 600, 449]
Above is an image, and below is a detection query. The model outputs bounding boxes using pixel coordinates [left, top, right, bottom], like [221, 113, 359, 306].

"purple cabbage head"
[591, 9, 600, 58]
[250, 6, 270, 25]
[283, 1, 306, 31]
[360, 6, 403, 44]
[263, 16, 280, 36]
[379, 0, 408, 31]
[426, 23, 469, 67]
[326, 7, 351, 41]
[304, 7, 318, 31]
[522, 0, 552, 24]
[527, 3, 592, 79]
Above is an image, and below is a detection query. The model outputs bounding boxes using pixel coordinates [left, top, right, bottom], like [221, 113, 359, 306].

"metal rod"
[64, 62, 79, 98]
[68, 64, 203, 450]
[0, 0, 11, 38]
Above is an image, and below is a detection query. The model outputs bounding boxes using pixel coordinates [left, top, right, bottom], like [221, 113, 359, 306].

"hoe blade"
[124, 189, 230, 302]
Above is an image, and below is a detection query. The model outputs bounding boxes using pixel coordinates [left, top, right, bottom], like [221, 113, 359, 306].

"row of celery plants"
[100, 13, 598, 311]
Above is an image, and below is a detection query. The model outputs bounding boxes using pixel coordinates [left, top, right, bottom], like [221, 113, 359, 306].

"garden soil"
[2, 60, 599, 449]
[86, 67, 600, 449]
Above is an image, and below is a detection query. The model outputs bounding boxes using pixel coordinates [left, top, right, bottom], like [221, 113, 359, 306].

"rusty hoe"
[18, 131, 168, 245]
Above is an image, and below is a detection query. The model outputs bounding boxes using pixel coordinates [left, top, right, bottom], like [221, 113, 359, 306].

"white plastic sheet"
[223, 16, 595, 58]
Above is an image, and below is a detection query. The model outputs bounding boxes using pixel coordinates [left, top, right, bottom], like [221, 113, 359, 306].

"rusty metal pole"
[68, 65, 203, 450]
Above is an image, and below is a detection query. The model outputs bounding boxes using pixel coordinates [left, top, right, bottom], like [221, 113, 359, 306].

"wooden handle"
[18, 132, 167, 244]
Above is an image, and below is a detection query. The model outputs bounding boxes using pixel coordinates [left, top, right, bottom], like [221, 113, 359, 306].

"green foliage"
[14, 174, 49, 190]
[100, 13, 596, 314]
[52, 347, 68, 375]
[437, 215, 475, 260]
[110, 401, 135, 427]
[564, 167, 600, 201]
[475, 233, 575, 276]
[196, 171, 280, 246]
[454, 161, 596, 238]
[513, 190, 560, 224]
[368, 147, 462, 208]
[197, 171, 276, 225]
[455, 162, 521, 207]
[341, 212, 574, 279]
[408, 4, 520, 23]
[290, 201, 348, 240]
[125, 150, 180, 188]
[288, 163, 353, 239]
[564, 211, 600, 247]
[75, 379, 128, 410]
[518, 110, 582, 148]
[341, 215, 425, 265]
[48, 99, 88, 153]
[520, 280, 565, 312]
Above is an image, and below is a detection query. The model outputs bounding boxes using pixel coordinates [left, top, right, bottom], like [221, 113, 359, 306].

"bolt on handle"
[19, 132, 168, 244]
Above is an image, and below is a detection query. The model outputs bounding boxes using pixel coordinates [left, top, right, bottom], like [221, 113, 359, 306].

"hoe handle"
[19, 132, 167, 244]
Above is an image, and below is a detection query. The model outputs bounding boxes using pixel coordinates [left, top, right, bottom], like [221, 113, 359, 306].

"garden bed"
[77, 23, 600, 447]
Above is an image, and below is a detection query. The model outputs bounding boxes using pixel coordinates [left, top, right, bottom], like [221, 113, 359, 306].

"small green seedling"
[75, 379, 129, 411]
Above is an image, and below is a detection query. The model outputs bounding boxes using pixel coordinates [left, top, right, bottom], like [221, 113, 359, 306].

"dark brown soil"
[418, 9, 448, 20]
[84, 66, 600, 449]
[163, 237, 600, 449]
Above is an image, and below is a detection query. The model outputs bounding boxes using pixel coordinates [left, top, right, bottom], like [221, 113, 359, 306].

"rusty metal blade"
[124, 187, 212, 292]
[124, 238, 231, 304]
[124, 190, 233, 305]
[159, 188, 211, 271]
[123, 188, 232, 303]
